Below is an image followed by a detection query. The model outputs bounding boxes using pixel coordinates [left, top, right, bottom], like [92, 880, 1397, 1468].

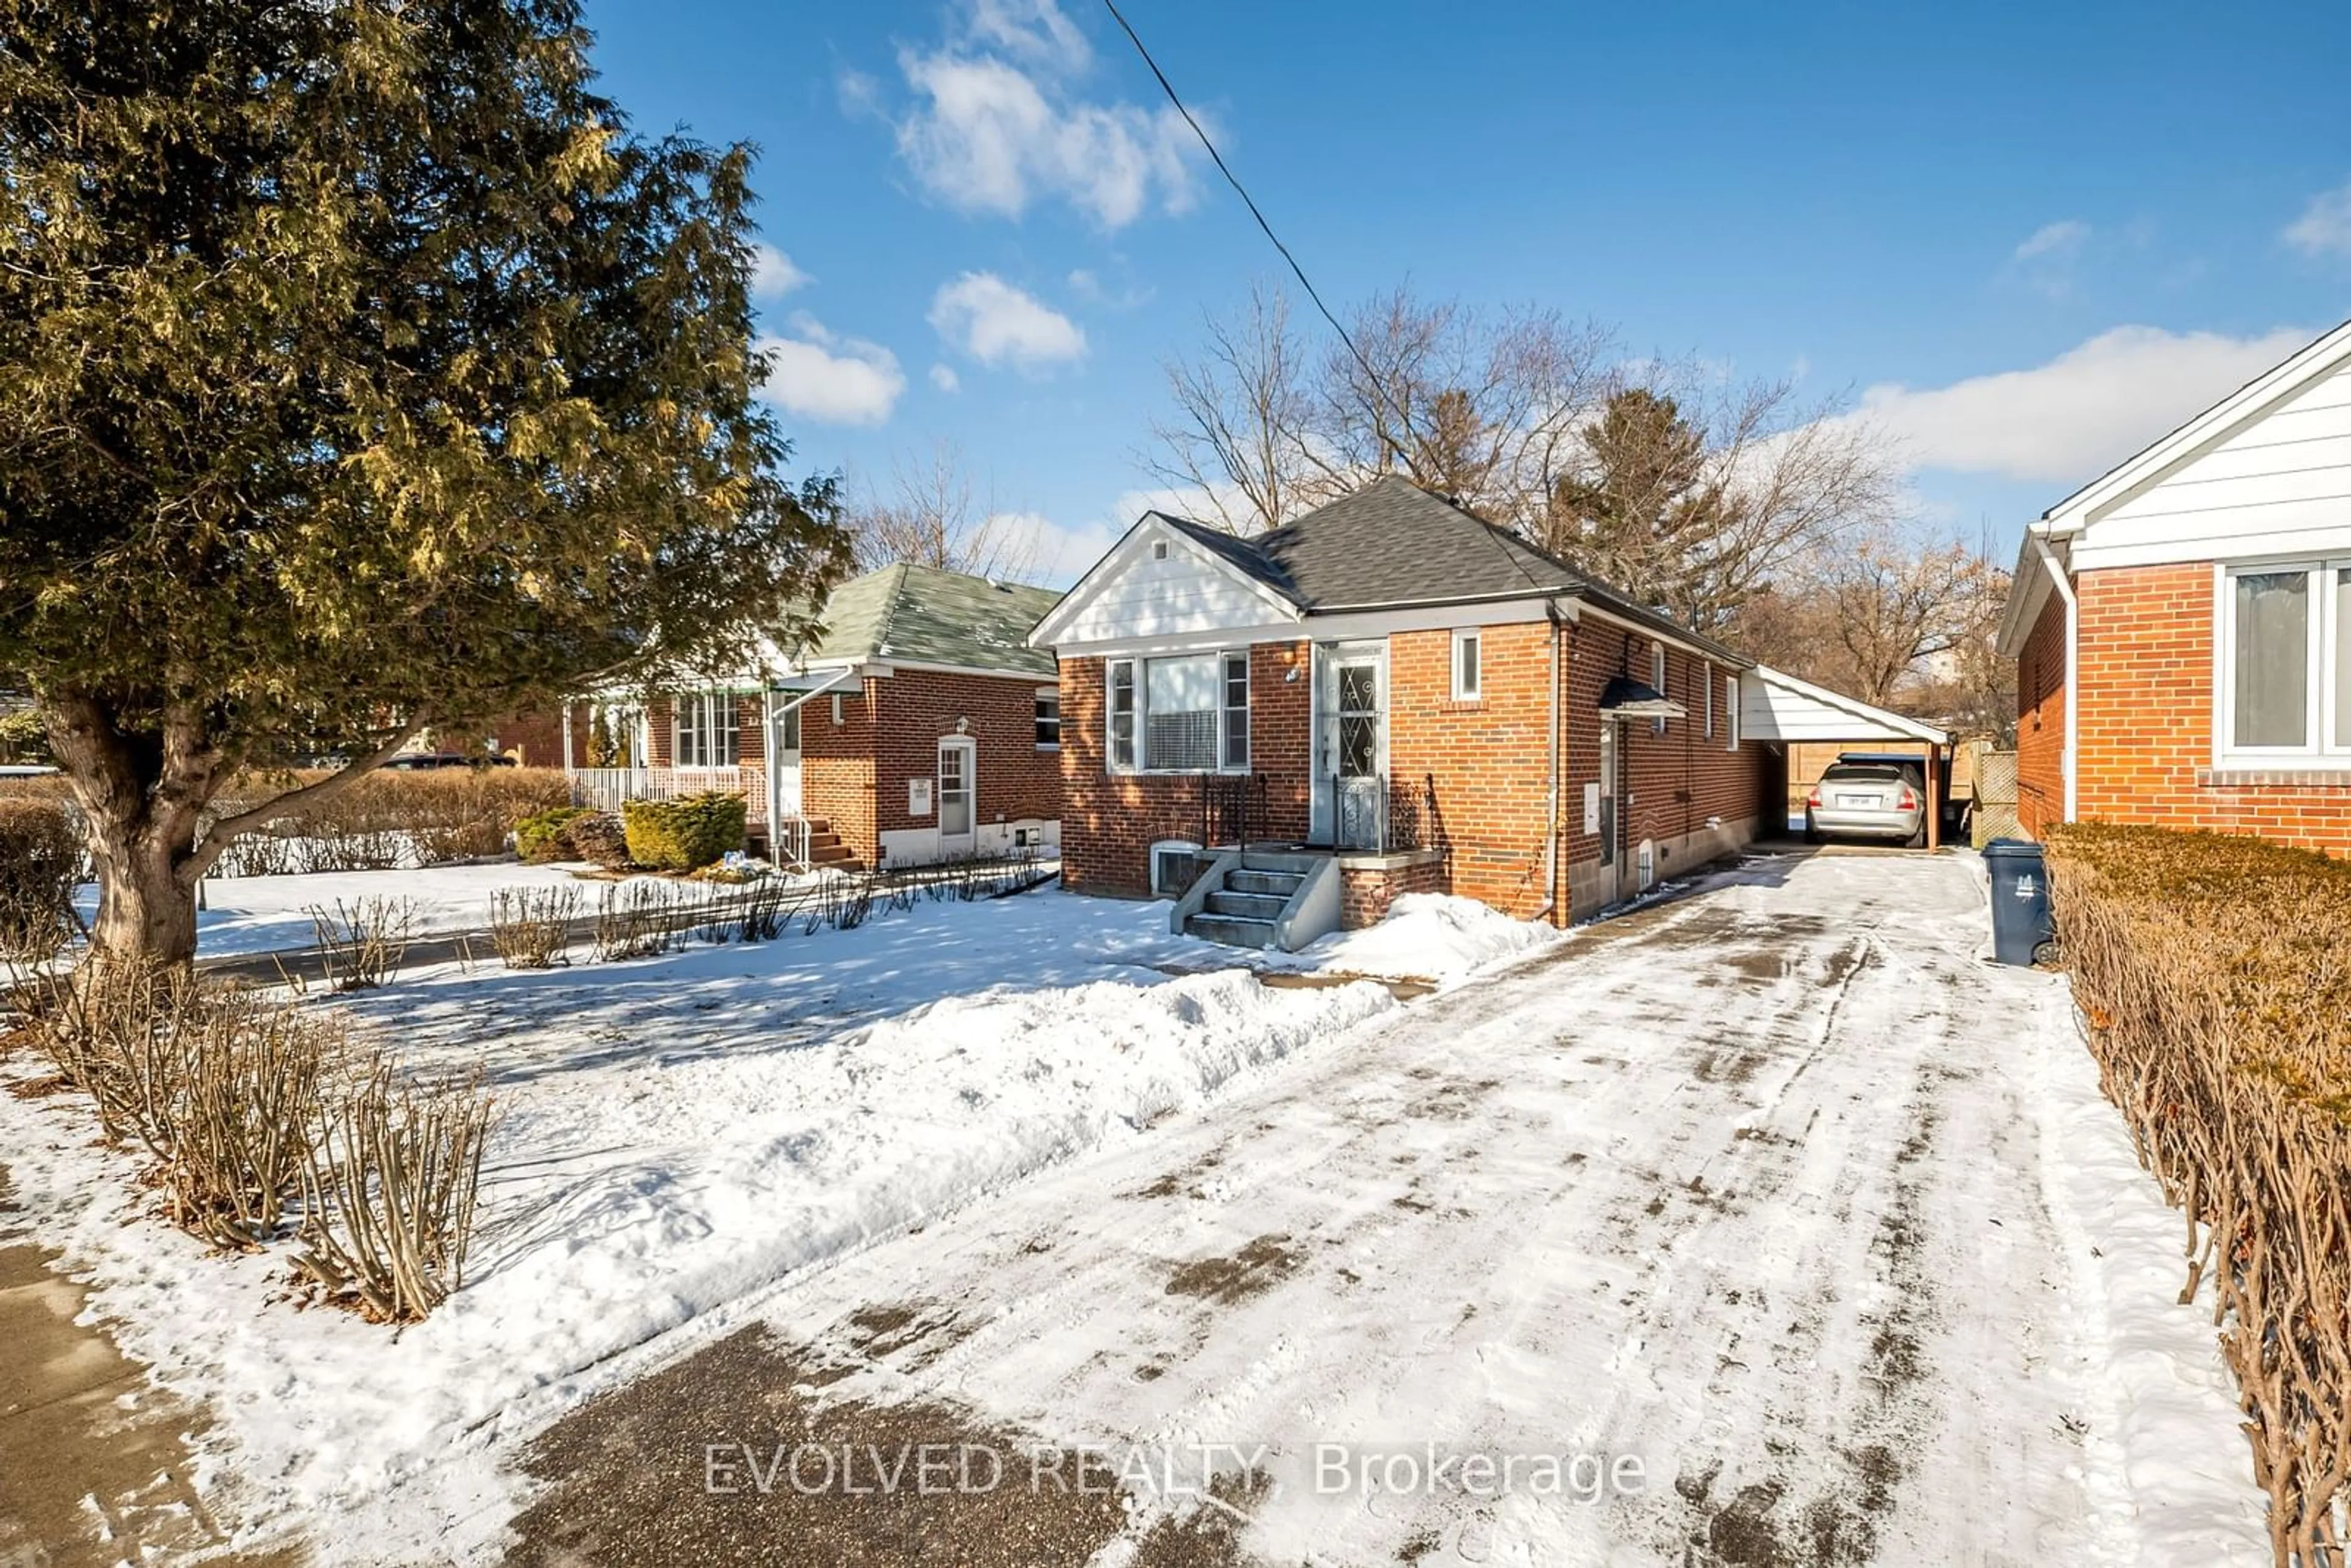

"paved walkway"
[0, 1172, 301, 1567]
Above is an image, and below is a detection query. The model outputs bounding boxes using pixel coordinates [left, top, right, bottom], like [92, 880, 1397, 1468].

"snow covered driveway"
[513, 850, 2267, 1567]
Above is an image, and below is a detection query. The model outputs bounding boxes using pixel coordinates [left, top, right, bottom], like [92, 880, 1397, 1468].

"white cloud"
[2012, 219, 2090, 262]
[1853, 324, 2311, 484]
[2006, 219, 2091, 299]
[883, 2, 1201, 229]
[748, 242, 811, 299]
[928, 271, 1087, 371]
[2284, 179, 2351, 260]
[755, 319, 905, 426]
[967, 0, 1091, 72]
[929, 363, 962, 393]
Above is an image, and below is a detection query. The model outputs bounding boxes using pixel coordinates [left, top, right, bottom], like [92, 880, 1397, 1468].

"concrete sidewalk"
[0, 1168, 303, 1567]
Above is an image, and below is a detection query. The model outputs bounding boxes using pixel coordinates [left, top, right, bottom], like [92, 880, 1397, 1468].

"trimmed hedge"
[514, 805, 591, 863]
[0, 797, 80, 960]
[204, 767, 571, 876]
[2046, 822, 2351, 1562]
[621, 792, 746, 871]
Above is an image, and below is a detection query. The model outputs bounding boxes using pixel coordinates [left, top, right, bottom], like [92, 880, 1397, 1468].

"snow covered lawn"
[70, 858, 677, 961]
[0, 882, 1548, 1561]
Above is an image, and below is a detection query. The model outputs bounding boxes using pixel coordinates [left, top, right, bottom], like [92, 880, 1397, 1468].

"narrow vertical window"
[1703, 661, 1714, 737]
[1035, 690, 1062, 749]
[2333, 566, 2350, 754]
[1108, 660, 1136, 770]
[1651, 642, 1668, 735]
[1725, 674, 1740, 751]
[1221, 651, 1251, 770]
[1452, 629, 1482, 700]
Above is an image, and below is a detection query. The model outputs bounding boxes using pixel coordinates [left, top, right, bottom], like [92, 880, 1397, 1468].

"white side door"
[771, 701, 802, 816]
[937, 737, 976, 854]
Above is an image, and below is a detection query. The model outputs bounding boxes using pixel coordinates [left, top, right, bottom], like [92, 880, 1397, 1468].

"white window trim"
[1033, 687, 1062, 752]
[1108, 650, 1255, 775]
[1651, 642, 1668, 735]
[1106, 658, 1138, 772]
[1724, 673, 1740, 752]
[673, 691, 740, 770]
[1221, 651, 1251, 772]
[1702, 660, 1714, 737]
[1450, 628, 1483, 702]
[2214, 558, 2351, 770]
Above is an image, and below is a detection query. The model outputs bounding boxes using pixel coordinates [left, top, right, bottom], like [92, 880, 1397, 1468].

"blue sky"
[585, 0, 2351, 582]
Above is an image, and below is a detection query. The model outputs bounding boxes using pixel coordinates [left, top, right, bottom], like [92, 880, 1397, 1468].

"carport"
[1738, 666, 1954, 849]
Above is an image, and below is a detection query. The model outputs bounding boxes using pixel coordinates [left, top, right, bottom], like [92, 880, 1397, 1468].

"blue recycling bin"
[1984, 838, 2053, 966]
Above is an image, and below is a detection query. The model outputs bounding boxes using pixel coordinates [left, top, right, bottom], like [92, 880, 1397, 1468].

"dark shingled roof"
[1150, 476, 1749, 666]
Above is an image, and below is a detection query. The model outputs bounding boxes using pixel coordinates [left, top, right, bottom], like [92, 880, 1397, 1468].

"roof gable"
[2046, 316, 2351, 531]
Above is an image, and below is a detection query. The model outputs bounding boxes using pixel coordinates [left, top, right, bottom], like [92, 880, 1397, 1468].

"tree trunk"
[40, 689, 219, 977]
[86, 825, 203, 972]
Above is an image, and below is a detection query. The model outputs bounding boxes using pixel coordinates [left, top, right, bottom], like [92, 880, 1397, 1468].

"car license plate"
[1837, 794, 1874, 807]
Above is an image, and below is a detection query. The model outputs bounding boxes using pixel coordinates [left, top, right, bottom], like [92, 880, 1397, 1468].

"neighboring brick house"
[1997, 317, 2351, 854]
[1031, 476, 1780, 932]
[571, 563, 1063, 871]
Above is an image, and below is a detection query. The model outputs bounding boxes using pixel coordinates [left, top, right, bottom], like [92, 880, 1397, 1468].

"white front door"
[1310, 642, 1387, 849]
[937, 738, 976, 853]
[771, 700, 803, 816]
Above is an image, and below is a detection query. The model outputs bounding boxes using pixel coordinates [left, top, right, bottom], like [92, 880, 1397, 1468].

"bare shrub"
[732, 876, 791, 943]
[590, 879, 683, 962]
[309, 897, 415, 990]
[28, 969, 330, 1248]
[296, 1059, 497, 1322]
[2047, 823, 2351, 1564]
[488, 886, 579, 968]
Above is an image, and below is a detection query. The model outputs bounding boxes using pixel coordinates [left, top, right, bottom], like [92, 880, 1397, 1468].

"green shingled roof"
[794, 563, 1062, 678]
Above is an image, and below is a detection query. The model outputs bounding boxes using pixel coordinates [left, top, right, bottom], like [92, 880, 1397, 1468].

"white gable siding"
[1048, 535, 1292, 648]
[2078, 356, 2351, 569]
[1739, 669, 1943, 743]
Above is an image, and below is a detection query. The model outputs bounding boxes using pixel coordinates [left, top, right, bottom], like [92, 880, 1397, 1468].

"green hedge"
[621, 792, 746, 871]
[514, 805, 590, 863]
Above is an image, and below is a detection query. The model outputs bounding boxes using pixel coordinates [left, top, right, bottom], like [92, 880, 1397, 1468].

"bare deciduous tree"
[1726, 527, 2013, 726]
[1543, 368, 1902, 631]
[1144, 282, 1613, 535]
[844, 442, 1044, 582]
[1146, 283, 1322, 533]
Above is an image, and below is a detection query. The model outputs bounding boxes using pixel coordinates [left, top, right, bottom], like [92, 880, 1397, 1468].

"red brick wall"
[1387, 623, 1551, 917]
[2066, 563, 2351, 853]
[1339, 855, 1449, 928]
[800, 681, 879, 865]
[1060, 626, 1766, 918]
[1562, 623, 1768, 896]
[1059, 643, 1310, 898]
[481, 704, 590, 768]
[869, 668, 1063, 848]
[2015, 592, 2068, 838]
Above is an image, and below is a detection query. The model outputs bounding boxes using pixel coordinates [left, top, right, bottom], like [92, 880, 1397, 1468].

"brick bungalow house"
[570, 563, 1064, 871]
[1997, 317, 2351, 854]
[1030, 477, 1783, 942]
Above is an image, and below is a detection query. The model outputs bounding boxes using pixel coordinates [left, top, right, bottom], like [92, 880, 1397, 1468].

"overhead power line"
[1097, 0, 1400, 459]
[1098, 0, 1550, 595]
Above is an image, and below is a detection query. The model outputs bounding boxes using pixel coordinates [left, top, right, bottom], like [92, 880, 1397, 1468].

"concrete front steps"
[1176, 850, 1339, 950]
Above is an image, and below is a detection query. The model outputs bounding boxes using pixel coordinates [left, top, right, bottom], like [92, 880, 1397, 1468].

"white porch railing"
[568, 765, 769, 827]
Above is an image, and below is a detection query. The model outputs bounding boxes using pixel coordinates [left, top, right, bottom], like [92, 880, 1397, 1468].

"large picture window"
[2223, 561, 2351, 762]
[1103, 651, 1252, 773]
[674, 692, 738, 768]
